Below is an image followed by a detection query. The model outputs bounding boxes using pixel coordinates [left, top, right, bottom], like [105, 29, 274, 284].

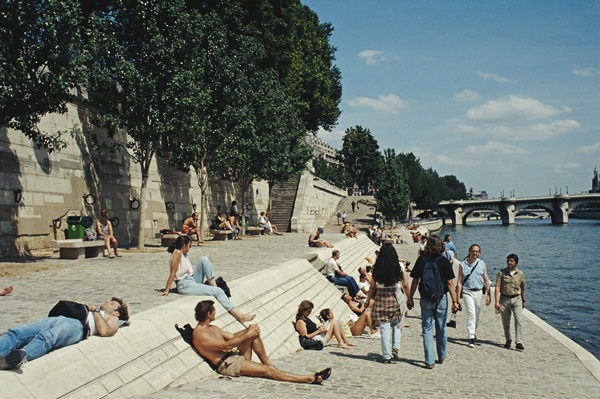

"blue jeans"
[379, 319, 401, 360]
[176, 256, 235, 311]
[0, 316, 84, 361]
[420, 295, 448, 366]
[330, 276, 360, 297]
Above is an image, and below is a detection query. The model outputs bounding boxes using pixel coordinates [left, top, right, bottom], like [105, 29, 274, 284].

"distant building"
[591, 167, 600, 193]
[468, 187, 488, 199]
[306, 135, 339, 166]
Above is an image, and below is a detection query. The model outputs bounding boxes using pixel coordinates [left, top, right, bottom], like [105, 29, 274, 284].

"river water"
[440, 218, 600, 359]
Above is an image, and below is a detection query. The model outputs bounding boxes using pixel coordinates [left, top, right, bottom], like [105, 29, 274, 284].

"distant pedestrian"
[408, 235, 459, 369]
[494, 253, 526, 350]
[351, 201, 356, 212]
[342, 211, 347, 223]
[443, 234, 458, 258]
[337, 210, 342, 225]
[457, 244, 491, 348]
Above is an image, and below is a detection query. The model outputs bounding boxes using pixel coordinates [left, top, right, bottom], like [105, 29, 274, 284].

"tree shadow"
[0, 127, 23, 254]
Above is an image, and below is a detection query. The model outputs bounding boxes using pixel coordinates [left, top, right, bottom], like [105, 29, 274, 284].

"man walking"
[494, 253, 526, 350]
[326, 250, 361, 298]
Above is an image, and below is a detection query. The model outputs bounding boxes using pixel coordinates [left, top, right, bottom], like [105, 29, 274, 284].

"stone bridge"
[439, 193, 600, 225]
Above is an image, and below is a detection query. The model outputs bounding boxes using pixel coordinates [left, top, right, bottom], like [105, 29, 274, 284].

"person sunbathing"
[192, 300, 331, 384]
[341, 294, 377, 337]
[295, 300, 356, 349]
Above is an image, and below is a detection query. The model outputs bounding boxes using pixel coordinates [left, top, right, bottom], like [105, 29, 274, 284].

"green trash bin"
[66, 216, 94, 239]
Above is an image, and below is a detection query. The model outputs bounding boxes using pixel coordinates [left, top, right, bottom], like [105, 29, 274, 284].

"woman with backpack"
[364, 243, 410, 363]
[408, 235, 460, 369]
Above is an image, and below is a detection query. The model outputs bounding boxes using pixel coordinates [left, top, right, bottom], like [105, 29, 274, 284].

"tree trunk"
[137, 166, 150, 249]
[196, 161, 209, 241]
[267, 181, 274, 212]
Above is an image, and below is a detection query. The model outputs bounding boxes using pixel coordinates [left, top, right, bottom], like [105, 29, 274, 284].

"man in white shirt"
[326, 250, 360, 298]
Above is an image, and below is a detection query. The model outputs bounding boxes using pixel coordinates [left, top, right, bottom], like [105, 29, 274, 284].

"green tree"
[375, 149, 410, 221]
[0, 0, 85, 151]
[313, 157, 349, 188]
[207, 0, 342, 133]
[86, 0, 193, 248]
[338, 125, 382, 190]
[439, 175, 467, 201]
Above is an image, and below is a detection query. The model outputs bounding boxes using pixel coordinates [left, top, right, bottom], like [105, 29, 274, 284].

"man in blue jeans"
[407, 236, 459, 369]
[325, 250, 360, 298]
[0, 297, 129, 370]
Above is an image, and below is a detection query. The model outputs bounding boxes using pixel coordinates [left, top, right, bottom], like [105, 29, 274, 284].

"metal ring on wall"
[14, 189, 22, 203]
[246, 203, 253, 211]
[165, 201, 175, 210]
[130, 198, 140, 210]
[110, 216, 120, 228]
[83, 193, 97, 206]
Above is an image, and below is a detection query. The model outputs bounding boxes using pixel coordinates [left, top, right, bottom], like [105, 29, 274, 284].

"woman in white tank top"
[159, 236, 255, 324]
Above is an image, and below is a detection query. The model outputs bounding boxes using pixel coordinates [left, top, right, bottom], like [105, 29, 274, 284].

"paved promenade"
[1, 199, 599, 398]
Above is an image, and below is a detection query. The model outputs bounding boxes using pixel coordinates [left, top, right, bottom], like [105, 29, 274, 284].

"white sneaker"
[467, 339, 475, 348]
[370, 331, 381, 339]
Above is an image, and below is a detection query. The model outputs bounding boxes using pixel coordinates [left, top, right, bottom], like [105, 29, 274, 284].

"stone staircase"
[268, 175, 301, 232]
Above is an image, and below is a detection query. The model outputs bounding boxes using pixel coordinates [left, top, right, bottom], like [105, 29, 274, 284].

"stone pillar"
[500, 202, 516, 225]
[551, 197, 569, 224]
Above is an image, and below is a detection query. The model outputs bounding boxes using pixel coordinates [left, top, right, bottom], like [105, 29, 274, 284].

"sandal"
[312, 367, 332, 384]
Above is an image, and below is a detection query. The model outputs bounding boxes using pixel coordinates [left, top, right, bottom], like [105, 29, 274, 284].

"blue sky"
[302, 0, 600, 197]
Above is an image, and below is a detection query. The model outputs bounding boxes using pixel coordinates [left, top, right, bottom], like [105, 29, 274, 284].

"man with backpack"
[407, 235, 459, 369]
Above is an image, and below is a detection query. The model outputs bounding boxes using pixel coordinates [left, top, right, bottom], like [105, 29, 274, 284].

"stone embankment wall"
[0, 102, 271, 254]
[290, 169, 346, 233]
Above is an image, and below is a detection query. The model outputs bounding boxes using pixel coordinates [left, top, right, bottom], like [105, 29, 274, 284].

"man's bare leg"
[240, 360, 329, 384]
[236, 333, 272, 366]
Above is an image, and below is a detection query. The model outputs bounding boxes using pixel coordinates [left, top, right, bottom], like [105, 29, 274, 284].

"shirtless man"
[182, 212, 204, 245]
[0, 297, 129, 370]
[192, 300, 331, 384]
[308, 227, 333, 248]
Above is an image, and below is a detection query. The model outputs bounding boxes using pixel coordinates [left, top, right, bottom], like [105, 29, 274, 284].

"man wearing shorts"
[192, 300, 331, 384]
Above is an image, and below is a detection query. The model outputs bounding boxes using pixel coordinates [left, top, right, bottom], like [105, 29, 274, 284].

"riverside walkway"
[1, 203, 599, 398]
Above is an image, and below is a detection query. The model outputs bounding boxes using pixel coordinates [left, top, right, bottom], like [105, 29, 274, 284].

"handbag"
[48, 300, 91, 339]
[299, 335, 324, 350]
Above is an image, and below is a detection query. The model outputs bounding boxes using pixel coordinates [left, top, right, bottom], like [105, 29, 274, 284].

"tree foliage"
[0, 0, 85, 151]
[375, 149, 410, 220]
[338, 125, 382, 189]
[86, 0, 196, 248]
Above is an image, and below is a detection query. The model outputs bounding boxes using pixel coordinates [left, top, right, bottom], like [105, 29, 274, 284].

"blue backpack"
[419, 256, 445, 304]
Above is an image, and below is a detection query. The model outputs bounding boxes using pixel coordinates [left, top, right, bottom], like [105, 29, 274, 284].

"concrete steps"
[0, 237, 376, 399]
[268, 175, 301, 232]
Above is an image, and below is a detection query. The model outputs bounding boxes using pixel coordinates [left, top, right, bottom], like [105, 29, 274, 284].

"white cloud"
[466, 96, 571, 123]
[347, 93, 410, 113]
[477, 71, 516, 83]
[358, 49, 399, 65]
[453, 89, 481, 102]
[578, 141, 600, 154]
[435, 154, 474, 167]
[525, 119, 581, 140]
[571, 65, 600, 77]
[314, 128, 344, 148]
[464, 141, 529, 155]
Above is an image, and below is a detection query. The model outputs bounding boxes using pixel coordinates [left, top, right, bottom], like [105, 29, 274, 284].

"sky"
[302, 0, 600, 198]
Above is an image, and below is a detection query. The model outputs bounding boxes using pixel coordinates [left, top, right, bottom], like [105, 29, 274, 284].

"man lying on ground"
[0, 297, 129, 370]
[192, 300, 332, 384]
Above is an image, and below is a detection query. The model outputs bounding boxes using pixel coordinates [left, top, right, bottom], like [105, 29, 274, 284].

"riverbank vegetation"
[314, 125, 468, 218]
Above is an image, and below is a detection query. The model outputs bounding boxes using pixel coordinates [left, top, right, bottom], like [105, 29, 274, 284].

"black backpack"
[419, 256, 445, 304]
